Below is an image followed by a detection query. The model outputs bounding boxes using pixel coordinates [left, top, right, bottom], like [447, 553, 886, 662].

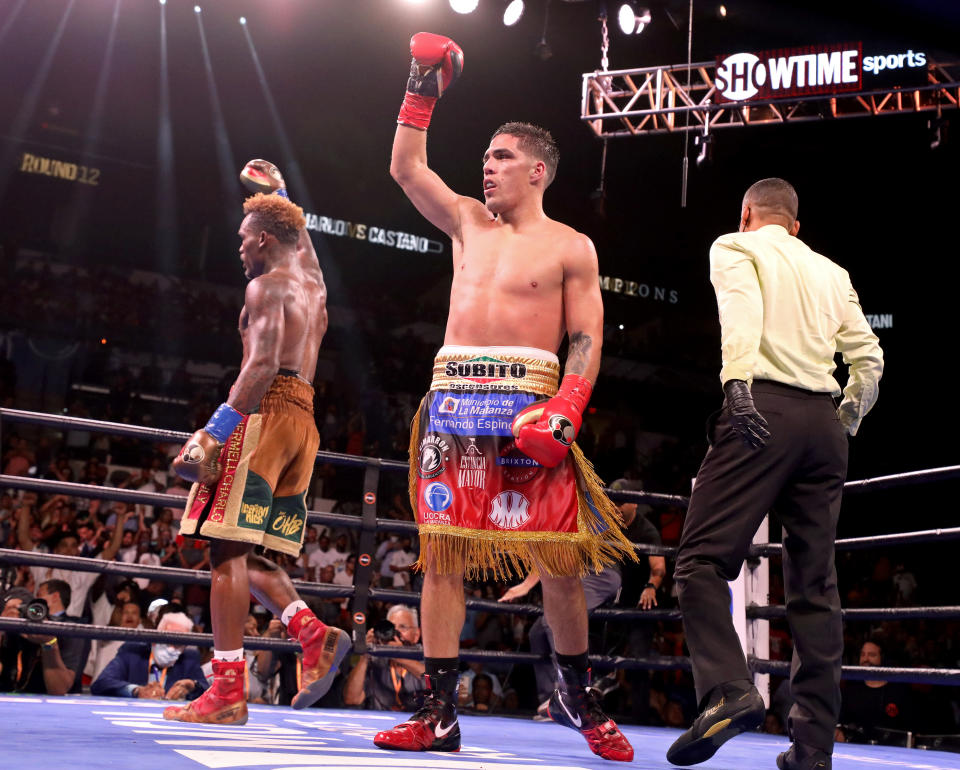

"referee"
[666, 178, 884, 770]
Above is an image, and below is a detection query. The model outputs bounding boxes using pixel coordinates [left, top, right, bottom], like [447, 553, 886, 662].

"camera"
[373, 619, 398, 644]
[18, 598, 48, 622]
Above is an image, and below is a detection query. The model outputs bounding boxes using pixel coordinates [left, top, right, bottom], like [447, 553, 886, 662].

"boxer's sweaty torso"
[445, 206, 582, 353]
[239, 232, 327, 384]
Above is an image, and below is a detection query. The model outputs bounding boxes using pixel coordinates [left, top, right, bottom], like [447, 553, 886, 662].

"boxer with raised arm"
[372, 33, 635, 762]
[164, 164, 350, 724]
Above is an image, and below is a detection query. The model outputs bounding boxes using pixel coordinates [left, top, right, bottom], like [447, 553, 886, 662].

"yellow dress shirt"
[710, 224, 883, 435]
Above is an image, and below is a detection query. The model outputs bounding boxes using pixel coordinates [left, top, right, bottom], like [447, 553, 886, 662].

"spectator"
[469, 672, 499, 713]
[306, 533, 337, 581]
[302, 526, 321, 557]
[91, 611, 207, 700]
[312, 565, 343, 627]
[838, 639, 913, 744]
[457, 661, 504, 712]
[0, 581, 90, 695]
[380, 535, 416, 590]
[333, 554, 357, 613]
[85, 600, 143, 682]
[18, 497, 132, 617]
[343, 604, 425, 710]
[75, 518, 102, 557]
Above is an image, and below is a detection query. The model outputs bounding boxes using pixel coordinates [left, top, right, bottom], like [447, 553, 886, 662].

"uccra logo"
[445, 356, 528, 383]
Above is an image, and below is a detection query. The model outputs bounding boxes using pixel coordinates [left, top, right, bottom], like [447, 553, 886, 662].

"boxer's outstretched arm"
[229, 277, 285, 413]
[390, 124, 464, 242]
[562, 235, 604, 384]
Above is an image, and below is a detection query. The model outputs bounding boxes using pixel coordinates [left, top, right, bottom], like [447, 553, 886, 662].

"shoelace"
[410, 693, 451, 725]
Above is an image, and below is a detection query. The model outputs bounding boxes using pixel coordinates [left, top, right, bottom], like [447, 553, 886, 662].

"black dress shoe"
[776, 742, 831, 770]
[665, 686, 765, 766]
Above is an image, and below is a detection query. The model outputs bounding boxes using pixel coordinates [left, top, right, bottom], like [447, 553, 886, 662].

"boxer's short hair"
[243, 193, 306, 245]
[492, 122, 559, 187]
[743, 178, 798, 222]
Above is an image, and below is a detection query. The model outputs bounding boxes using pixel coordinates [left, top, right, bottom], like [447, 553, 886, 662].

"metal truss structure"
[581, 59, 960, 139]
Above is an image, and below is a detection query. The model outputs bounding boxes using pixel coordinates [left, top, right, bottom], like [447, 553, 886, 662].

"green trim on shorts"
[265, 491, 308, 546]
[237, 470, 275, 532]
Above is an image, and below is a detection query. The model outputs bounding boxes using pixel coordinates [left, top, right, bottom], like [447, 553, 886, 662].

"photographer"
[0, 581, 90, 695]
[343, 604, 425, 710]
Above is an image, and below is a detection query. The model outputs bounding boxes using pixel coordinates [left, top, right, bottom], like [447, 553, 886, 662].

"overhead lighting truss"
[581, 59, 960, 139]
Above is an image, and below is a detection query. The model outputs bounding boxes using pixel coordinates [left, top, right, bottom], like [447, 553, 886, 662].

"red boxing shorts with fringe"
[409, 345, 635, 579]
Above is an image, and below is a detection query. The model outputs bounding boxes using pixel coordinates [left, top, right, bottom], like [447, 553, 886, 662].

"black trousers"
[674, 380, 848, 753]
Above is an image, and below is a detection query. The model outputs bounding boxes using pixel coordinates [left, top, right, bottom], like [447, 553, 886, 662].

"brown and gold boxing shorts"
[180, 375, 318, 557]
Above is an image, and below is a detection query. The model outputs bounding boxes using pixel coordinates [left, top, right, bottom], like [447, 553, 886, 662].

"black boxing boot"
[665, 679, 765, 766]
[777, 742, 832, 770]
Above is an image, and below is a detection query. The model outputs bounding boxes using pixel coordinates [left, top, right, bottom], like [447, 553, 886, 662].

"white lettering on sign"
[303, 212, 443, 254]
[715, 44, 860, 102]
[865, 313, 893, 329]
[863, 50, 926, 74]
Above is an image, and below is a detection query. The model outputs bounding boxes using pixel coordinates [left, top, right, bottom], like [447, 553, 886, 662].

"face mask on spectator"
[152, 643, 181, 668]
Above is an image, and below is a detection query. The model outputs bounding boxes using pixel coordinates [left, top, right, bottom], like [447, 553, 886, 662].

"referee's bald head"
[742, 178, 798, 227]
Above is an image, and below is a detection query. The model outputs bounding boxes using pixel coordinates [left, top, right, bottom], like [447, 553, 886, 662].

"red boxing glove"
[511, 375, 593, 468]
[172, 429, 224, 487]
[397, 32, 464, 131]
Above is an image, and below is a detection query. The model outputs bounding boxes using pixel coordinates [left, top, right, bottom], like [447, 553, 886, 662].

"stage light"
[158, 0, 165, 5]
[618, 3, 651, 34]
[618, 324, 624, 330]
[450, 0, 479, 13]
[193, 5, 200, 12]
[719, 4, 727, 17]
[239, 16, 246, 24]
[504, 0, 524, 26]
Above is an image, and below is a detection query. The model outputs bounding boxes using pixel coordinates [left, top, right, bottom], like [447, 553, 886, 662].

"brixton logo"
[418, 434, 450, 480]
[445, 356, 527, 384]
[497, 441, 541, 484]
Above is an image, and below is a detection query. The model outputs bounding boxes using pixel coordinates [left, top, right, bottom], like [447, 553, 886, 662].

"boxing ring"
[2, 407, 960, 769]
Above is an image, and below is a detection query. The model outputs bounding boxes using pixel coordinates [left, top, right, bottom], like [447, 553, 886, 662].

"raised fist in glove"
[172, 429, 224, 486]
[398, 32, 464, 130]
[171, 403, 244, 485]
[239, 159, 287, 197]
[511, 375, 592, 468]
[722, 379, 770, 449]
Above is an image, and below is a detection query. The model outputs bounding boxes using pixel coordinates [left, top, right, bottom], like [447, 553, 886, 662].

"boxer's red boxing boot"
[548, 663, 634, 762]
[163, 659, 247, 725]
[374, 668, 461, 752]
[288, 608, 351, 709]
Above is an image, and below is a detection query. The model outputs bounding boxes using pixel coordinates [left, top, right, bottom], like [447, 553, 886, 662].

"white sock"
[281, 600, 309, 627]
[214, 648, 244, 662]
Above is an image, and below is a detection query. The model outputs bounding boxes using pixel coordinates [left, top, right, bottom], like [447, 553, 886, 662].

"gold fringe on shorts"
[408, 407, 638, 580]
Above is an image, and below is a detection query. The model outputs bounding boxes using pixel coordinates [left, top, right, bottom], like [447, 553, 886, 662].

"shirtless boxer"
[373, 33, 635, 761]
[164, 166, 349, 724]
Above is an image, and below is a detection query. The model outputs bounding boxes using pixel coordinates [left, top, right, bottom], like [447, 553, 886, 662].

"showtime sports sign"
[715, 43, 928, 103]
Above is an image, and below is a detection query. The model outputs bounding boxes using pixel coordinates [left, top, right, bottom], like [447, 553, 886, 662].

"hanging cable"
[680, 0, 694, 207]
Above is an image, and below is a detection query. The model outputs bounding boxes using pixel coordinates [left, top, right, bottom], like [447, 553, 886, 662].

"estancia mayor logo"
[458, 440, 487, 490]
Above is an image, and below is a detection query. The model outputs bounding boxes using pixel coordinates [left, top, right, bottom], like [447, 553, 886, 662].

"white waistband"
[436, 345, 559, 365]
